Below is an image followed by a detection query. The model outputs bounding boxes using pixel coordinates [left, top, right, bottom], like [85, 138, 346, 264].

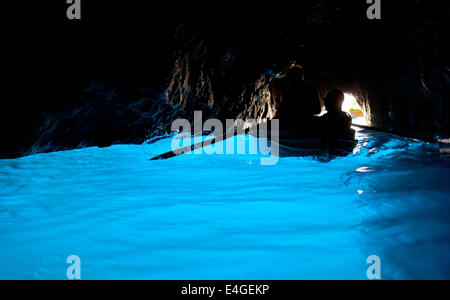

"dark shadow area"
[2, 0, 448, 158]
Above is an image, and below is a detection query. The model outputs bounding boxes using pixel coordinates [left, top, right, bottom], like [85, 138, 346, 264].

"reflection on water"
[0, 129, 449, 279]
[356, 167, 376, 173]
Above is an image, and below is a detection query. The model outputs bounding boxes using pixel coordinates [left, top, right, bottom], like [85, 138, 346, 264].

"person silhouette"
[271, 64, 322, 134]
[321, 89, 353, 145]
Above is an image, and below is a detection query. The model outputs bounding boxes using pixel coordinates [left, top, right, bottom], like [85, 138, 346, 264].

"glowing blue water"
[0, 129, 449, 279]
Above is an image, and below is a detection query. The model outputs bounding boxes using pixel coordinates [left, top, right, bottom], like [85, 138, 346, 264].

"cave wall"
[166, 0, 449, 133]
[2, 1, 182, 158]
[3, 0, 448, 158]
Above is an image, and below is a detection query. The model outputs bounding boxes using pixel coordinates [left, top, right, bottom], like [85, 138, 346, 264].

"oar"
[150, 128, 251, 161]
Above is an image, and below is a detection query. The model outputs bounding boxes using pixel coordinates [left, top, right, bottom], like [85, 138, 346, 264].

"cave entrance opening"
[341, 93, 369, 126]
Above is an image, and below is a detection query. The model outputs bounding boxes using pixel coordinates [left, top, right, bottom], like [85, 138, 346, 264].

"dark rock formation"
[2, 0, 448, 158]
[23, 82, 179, 156]
[166, 0, 449, 134]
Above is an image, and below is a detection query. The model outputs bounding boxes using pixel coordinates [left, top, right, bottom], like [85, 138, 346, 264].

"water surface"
[0, 129, 449, 279]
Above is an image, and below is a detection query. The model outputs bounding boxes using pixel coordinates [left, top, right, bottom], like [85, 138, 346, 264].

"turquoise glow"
[0, 129, 449, 279]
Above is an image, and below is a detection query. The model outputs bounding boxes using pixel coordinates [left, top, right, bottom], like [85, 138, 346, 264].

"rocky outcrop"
[22, 79, 179, 157]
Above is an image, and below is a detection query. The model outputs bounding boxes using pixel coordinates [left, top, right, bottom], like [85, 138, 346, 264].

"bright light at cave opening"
[342, 93, 369, 126]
